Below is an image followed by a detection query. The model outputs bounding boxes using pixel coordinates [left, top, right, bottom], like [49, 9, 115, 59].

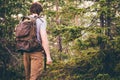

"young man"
[23, 2, 52, 80]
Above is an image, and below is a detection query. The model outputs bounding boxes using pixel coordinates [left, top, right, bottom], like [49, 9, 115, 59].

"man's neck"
[32, 13, 38, 16]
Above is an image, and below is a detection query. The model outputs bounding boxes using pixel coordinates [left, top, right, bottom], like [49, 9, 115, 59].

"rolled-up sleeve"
[36, 17, 47, 41]
[36, 18, 47, 30]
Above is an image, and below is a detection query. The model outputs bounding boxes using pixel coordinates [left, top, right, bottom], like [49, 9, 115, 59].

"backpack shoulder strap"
[34, 16, 44, 23]
[22, 16, 30, 21]
[18, 16, 30, 24]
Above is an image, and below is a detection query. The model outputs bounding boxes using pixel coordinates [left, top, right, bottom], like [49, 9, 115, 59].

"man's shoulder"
[37, 17, 46, 23]
[39, 16, 46, 21]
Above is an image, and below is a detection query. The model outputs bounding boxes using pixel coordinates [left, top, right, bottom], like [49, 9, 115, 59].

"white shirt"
[36, 17, 47, 42]
[29, 14, 47, 42]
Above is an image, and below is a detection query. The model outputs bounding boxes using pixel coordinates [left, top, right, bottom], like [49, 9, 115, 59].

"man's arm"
[40, 29, 52, 64]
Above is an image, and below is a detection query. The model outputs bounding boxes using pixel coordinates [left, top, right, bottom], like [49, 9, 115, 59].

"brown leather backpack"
[15, 16, 43, 52]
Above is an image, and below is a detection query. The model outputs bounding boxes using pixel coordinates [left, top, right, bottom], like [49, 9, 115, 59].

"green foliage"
[40, 48, 120, 80]
[114, 63, 120, 74]
[49, 25, 83, 42]
[0, 0, 120, 80]
[95, 73, 111, 80]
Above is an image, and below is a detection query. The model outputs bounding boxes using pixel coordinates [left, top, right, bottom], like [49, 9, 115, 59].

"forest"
[0, 0, 120, 80]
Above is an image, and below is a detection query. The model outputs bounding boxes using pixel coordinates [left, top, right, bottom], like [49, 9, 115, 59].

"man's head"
[30, 2, 43, 15]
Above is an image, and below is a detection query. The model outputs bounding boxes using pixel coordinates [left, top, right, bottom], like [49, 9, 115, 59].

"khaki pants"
[23, 51, 44, 80]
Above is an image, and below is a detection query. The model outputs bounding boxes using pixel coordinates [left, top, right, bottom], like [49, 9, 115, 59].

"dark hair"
[30, 2, 43, 15]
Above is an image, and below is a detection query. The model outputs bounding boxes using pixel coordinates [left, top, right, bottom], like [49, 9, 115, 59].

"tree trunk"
[55, 0, 62, 52]
[55, 0, 60, 24]
[100, 11, 105, 50]
[57, 35, 62, 52]
[106, 0, 112, 40]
